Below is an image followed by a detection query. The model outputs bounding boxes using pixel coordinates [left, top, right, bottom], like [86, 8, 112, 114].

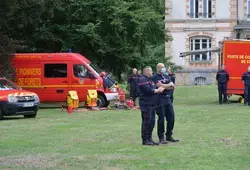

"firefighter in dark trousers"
[168, 67, 175, 103]
[242, 66, 250, 106]
[136, 70, 142, 97]
[216, 65, 229, 104]
[138, 66, 165, 146]
[152, 63, 179, 144]
[128, 68, 138, 106]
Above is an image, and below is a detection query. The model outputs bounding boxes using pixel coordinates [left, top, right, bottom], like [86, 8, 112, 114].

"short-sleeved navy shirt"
[151, 73, 172, 105]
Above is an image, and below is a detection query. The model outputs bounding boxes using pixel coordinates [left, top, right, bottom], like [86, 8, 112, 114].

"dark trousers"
[156, 99, 175, 139]
[218, 84, 227, 104]
[130, 85, 137, 106]
[141, 106, 156, 141]
[244, 84, 250, 104]
[169, 90, 174, 103]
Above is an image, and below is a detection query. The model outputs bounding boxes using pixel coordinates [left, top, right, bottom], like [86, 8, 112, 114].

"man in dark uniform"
[138, 66, 165, 146]
[136, 70, 142, 98]
[167, 66, 175, 103]
[242, 66, 250, 106]
[152, 63, 179, 145]
[216, 65, 229, 104]
[128, 68, 138, 106]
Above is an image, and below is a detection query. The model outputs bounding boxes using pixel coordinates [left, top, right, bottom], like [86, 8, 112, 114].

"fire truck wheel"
[23, 112, 37, 118]
[103, 101, 110, 107]
[0, 108, 3, 120]
[97, 94, 108, 108]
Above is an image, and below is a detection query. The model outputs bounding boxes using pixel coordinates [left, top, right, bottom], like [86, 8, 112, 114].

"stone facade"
[165, 0, 238, 85]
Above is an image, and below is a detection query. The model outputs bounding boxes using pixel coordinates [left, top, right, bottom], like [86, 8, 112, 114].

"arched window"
[195, 77, 207, 85]
[190, 37, 212, 61]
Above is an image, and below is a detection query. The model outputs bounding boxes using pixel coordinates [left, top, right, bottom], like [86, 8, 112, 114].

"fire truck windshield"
[89, 63, 101, 74]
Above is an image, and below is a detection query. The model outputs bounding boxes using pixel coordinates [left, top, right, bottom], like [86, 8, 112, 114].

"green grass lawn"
[0, 86, 249, 170]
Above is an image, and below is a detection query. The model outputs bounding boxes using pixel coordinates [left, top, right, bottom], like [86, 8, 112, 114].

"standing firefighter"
[138, 66, 165, 146]
[216, 65, 229, 104]
[152, 63, 179, 144]
[168, 66, 175, 103]
[242, 66, 250, 106]
[128, 68, 138, 106]
[136, 70, 142, 97]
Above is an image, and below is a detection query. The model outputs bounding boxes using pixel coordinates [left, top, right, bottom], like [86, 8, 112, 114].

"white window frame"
[190, 0, 199, 18]
[190, 37, 212, 61]
[248, 0, 250, 20]
[202, 0, 212, 18]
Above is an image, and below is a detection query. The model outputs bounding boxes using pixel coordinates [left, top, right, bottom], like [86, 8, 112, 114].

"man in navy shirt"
[136, 70, 142, 98]
[152, 63, 179, 144]
[128, 68, 138, 106]
[242, 66, 250, 106]
[138, 66, 165, 146]
[216, 65, 229, 104]
[167, 66, 175, 103]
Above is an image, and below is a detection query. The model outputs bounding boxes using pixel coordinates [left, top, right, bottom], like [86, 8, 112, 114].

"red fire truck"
[12, 53, 120, 107]
[180, 39, 250, 101]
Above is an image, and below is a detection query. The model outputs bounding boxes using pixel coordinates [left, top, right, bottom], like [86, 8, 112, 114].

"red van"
[12, 53, 119, 107]
[0, 77, 39, 120]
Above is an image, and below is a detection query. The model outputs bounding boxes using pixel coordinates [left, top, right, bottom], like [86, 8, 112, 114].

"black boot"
[159, 138, 167, 144]
[142, 140, 154, 146]
[166, 136, 179, 142]
[149, 139, 159, 145]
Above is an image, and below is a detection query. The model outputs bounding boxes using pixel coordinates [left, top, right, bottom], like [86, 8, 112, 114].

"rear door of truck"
[223, 40, 250, 96]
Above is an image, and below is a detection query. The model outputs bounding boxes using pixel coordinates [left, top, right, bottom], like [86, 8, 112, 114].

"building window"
[248, 0, 250, 19]
[190, 0, 199, 18]
[45, 64, 67, 78]
[203, 0, 212, 18]
[190, 37, 212, 61]
[195, 77, 207, 85]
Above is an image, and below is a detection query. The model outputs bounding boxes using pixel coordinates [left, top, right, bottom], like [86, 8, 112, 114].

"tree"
[0, 34, 21, 79]
[1, 0, 176, 81]
[0, 0, 22, 79]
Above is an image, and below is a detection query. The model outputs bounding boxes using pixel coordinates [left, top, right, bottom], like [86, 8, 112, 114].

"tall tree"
[1, 0, 174, 81]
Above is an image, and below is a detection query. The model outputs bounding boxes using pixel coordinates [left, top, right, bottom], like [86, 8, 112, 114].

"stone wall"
[175, 69, 217, 86]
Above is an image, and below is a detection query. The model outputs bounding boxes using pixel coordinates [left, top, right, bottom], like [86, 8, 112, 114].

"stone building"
[234, 0, 250, 39]
[165, 0, 237, 85]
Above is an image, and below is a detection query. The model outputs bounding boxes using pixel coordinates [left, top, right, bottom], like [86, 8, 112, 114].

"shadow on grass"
[177, 100, 241, 106]
[2, 116, 25, 121]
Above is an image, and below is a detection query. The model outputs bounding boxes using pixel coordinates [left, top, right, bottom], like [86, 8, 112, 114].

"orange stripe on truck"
[19, 85, 97, 88]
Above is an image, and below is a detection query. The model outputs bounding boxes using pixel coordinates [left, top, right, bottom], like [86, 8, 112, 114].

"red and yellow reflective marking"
[19, 85, 97, 88]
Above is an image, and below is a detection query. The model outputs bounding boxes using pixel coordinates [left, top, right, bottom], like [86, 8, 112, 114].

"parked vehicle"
[180, 39, 250, 98]
[12, 53, 119, 107]
[0, 77, 39, 120]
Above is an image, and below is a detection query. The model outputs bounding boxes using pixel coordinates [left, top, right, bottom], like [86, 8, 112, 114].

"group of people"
[126, 63, 250, 146]
[128, 63, 179, 146]
[216, 65, 250, 105]
[128, 67, 175, 106]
